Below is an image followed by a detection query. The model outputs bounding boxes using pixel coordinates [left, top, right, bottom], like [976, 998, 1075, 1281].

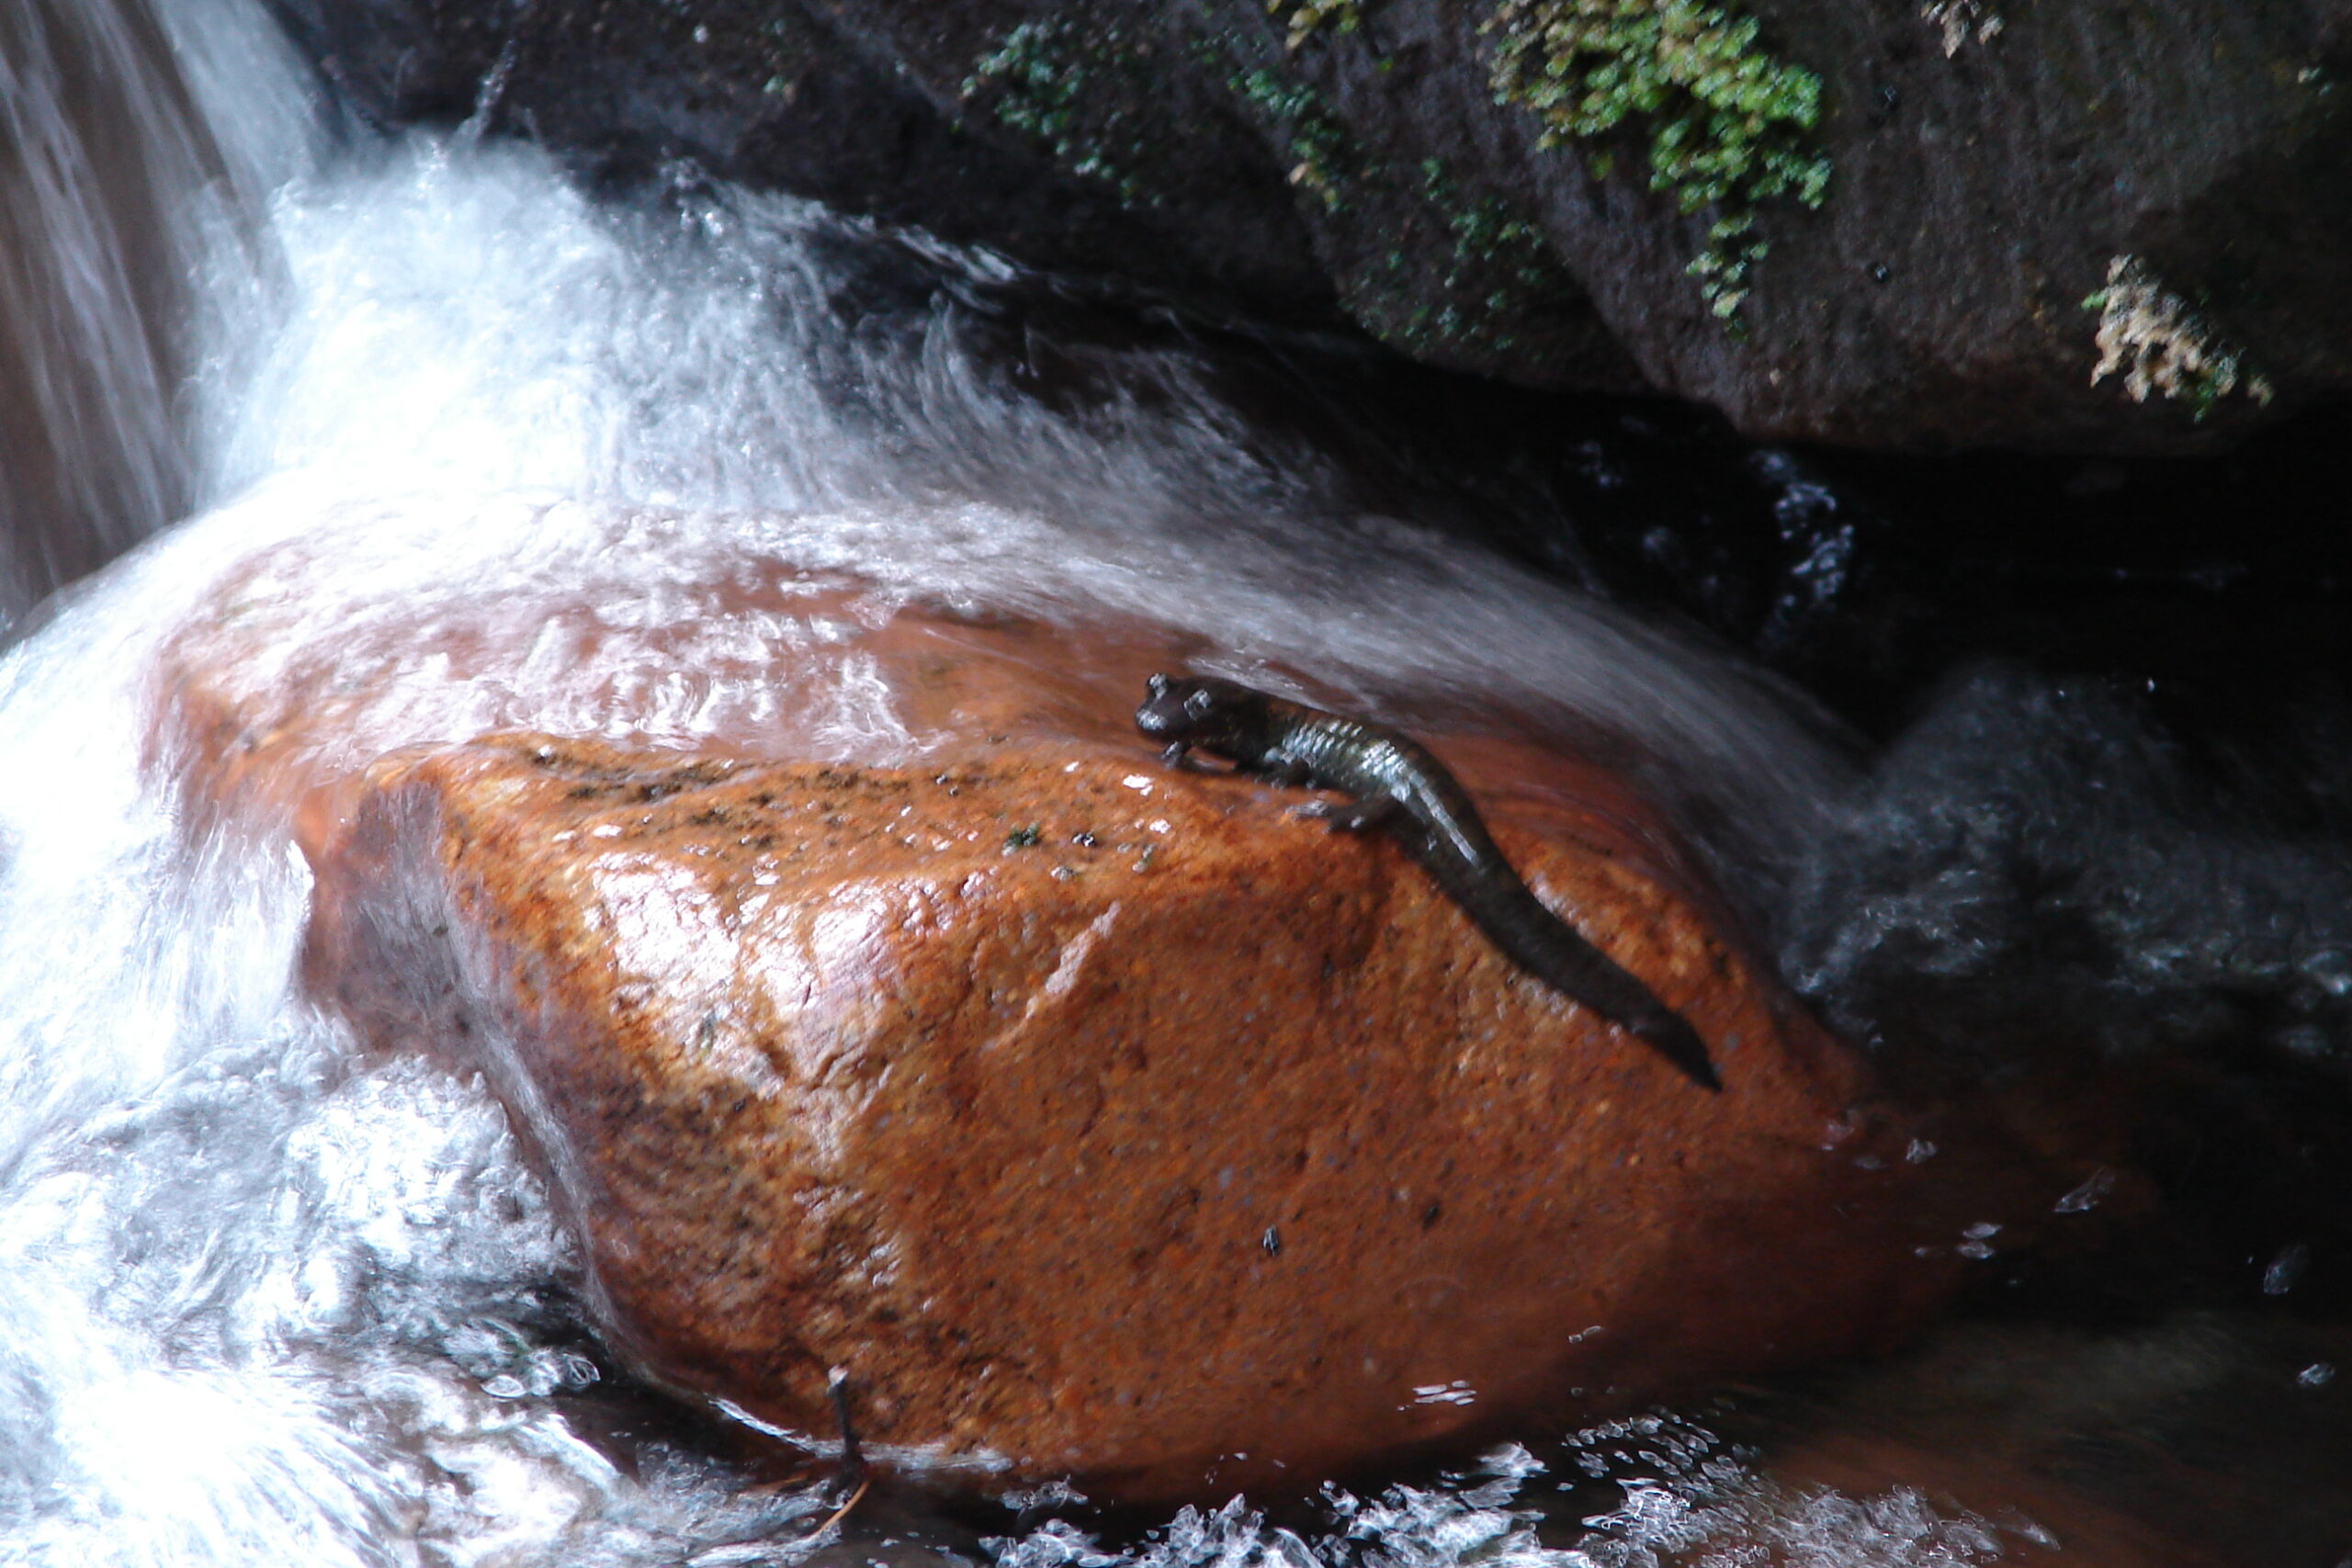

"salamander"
[1135, 672, 1721, 1091]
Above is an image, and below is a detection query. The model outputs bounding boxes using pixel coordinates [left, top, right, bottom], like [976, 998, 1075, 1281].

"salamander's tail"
[1394, 813, 1725, 1092]
[1629, 1009, 1722, 1092]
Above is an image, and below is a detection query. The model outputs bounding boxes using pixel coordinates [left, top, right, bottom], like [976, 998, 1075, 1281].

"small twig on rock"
[826, 1365, 867, 1488]
[805, 1368, 873, 1536]
[812, 1477, 871, 1537]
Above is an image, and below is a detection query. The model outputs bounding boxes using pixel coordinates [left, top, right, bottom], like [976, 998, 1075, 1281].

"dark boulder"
[264, 0, 2352, 453]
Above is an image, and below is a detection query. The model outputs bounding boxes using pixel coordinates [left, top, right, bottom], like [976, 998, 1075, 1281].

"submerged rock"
[266, 0, 2352, 452]
[153, 517, 2105, 1497]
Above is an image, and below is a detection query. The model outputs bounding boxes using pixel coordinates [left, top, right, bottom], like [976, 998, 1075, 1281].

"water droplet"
[1409, 1380, 1476, 1406]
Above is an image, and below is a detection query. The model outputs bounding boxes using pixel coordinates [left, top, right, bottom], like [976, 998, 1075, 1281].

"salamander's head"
[1136, 673, 1266, 754]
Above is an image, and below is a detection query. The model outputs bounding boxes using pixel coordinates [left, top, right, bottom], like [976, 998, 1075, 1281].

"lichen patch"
[2086, 255, 2275, 418]
[1270, 0, 1364, 52]
[1920, 1, 2003, 59]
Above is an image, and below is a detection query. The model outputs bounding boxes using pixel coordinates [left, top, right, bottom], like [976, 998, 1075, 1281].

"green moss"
[1200, 27, 1577, 360]
[1685, 210, 1770, 321]
[962, 19, 1161, 206]
[1485, 0, 1830, 323]
[1226, 63, 1352, 210]
[1439, 172, 1535, 261]
[1334, 158, 1582, 358]
[1431, 161, 1566, 327]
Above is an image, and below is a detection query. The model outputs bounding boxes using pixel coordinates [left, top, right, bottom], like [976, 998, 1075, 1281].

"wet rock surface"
[300, 730, 2010, 1497]
[151, 525, 2114, 1498]
[266, 0, 2352, 452]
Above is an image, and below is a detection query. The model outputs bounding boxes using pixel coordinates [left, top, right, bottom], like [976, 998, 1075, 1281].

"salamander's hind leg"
[1291, 795, 1400, 833]
[1256, 757, 1314, 788]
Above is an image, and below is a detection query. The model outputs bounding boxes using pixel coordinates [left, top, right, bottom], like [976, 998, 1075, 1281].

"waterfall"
[0, 0, 310, 628]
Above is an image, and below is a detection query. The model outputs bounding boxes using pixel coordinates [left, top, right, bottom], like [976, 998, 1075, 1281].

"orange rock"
[295, 727, 2044, 1498]
[153, 531, 2106, 1498]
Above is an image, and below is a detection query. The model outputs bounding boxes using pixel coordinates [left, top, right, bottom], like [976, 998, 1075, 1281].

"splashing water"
[984, 1434, 2030, 1568]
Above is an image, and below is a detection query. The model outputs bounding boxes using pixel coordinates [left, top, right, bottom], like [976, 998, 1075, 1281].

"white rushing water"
[0, 1, 2063, 1562]
[0, 0, 308, 625]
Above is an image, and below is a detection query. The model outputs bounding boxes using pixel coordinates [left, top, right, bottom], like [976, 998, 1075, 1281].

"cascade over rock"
[264, 0, 2352, 453]
[150, 514, 2118, 1497]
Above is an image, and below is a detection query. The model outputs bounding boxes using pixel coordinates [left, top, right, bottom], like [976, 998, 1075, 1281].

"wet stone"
[298, 726, 2052, 1498]
[149, 531, 2101, 1498]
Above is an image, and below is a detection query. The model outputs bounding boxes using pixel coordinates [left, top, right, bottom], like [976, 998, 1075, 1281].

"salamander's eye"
[1183, 689, 1216, 718]
[1145, 673, 1170, 698]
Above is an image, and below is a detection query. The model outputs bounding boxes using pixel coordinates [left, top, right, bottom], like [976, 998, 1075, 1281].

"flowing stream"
[4, 1, 2351, 1562]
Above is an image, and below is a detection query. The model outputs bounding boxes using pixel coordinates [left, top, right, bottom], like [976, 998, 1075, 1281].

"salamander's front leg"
[1161, 741, 1193, 769]
[1291, 794, 1400, 832]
